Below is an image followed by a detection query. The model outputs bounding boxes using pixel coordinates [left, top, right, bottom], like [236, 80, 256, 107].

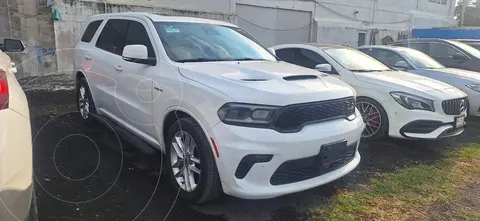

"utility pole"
[461, 0, 468, 27]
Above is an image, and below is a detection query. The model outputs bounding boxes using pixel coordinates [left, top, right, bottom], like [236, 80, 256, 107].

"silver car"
[359, 45, 480, 117]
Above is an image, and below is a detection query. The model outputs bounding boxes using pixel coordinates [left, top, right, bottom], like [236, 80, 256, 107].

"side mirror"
[315, 64, 332, 72]
[122, 44, 156, 65]
[393, 61, 409, 70]
[452, 53, 467, 61]
[3, 39, 25, 52]
[268, 48, 276, 56]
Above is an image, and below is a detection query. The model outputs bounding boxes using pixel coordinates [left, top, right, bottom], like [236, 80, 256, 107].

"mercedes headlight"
[390, 92, 435, 111]
[466, 84, 480, 93]
[217, 103, 280, 127]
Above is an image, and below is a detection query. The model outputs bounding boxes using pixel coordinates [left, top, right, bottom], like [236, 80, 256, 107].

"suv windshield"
[154, 22, 277, 62]
[324, 48, 391, 72]
[447, 40, 480, 58]
[398, 48, 444, 69]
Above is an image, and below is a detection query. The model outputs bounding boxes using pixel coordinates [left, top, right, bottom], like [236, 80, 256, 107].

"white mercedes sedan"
[358, 45, 480, 117]
[272, 43, 468, 141]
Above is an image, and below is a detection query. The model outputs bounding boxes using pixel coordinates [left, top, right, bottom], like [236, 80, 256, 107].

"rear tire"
[356, 97, 389, 141]
[165, 117, 222, 204]
[76, 78, 98, 127]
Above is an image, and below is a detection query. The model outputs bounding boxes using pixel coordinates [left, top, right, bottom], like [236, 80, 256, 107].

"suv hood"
[178, 61, 355, 105]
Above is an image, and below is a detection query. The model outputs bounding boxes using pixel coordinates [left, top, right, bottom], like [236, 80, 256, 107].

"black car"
[389, 38, 480, 72]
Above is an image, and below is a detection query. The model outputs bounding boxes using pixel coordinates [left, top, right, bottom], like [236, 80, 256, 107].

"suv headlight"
[217, 103, 280, 126]
[390, 92, 435, 111]
[466, 84, 480, 92]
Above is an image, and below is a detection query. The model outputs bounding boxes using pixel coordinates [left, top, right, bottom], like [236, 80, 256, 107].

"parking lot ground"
[27, 87, 480, 221]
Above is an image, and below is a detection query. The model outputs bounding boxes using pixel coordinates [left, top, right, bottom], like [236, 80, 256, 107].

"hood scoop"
[241, 78, 269, 82]
[283, 75, 318, 81]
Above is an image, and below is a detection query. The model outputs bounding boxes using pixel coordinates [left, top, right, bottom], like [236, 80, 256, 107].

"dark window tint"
[294, 49, 327, 69]
[396, 42, 429, 54]
[276, 48, 296, 63]
[95, 19, 129, 55]
[125, 21, 156, 59]
[428, 42, 462, 59]
[81, 20, 103, 43]
[362, 49, 407, 68]
[276, 48, 338, 75]
[409, 43, 429, 54]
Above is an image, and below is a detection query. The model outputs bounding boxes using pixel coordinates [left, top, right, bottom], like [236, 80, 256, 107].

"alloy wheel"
[170, 131, 201, 192]
[357, 101, 381, 138]
[78, 86, 90, 120]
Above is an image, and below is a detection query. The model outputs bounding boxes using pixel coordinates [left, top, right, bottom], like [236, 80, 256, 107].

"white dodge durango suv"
[272, 43, 468, 140]
[74, 13, 364, 203]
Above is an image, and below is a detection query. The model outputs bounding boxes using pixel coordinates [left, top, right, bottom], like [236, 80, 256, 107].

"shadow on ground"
[27, 90, 480, 221]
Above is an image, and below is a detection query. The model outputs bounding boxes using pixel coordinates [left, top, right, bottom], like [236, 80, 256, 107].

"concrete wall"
[53, 0, 233, 72]
[79, 0, 232, 14]
[236, 4, 312, 47]
[0, 0, 56, 78]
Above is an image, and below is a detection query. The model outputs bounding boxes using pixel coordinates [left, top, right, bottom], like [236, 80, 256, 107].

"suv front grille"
[442, 98, 468, 115]
[273, 97, 355, 133]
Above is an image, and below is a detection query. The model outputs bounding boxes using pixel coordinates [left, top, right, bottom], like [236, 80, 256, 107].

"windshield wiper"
[177, 58, 269, 63]
[176, 58, 227, 63]
[234, 58, 268, 61]
[350, 69, 390, 72]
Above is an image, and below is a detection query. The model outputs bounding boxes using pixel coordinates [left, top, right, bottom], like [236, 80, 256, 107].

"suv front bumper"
[210, 114, 363, 199]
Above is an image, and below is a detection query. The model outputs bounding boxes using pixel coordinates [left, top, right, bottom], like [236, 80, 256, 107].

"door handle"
[85, 55, 92, 60]
[114, 65, 123, 71]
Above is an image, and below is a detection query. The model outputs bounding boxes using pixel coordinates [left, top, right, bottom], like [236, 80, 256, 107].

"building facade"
[1, 0, 457, 77]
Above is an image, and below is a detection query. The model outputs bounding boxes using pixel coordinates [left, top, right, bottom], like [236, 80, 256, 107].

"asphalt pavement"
[27, 89, 480, 221]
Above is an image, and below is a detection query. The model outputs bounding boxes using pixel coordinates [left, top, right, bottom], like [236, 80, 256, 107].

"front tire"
[165, 117, 222, 204]
[356, 97, 388, 141]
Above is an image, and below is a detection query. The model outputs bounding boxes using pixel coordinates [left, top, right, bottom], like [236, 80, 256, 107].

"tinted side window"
[363, 49, 407, 68]
[295, 49, 328, 69]
[428, 43, 462, 59]
[95, 19, 129, 55]
[276, 48, 296, 63]
[125, 21, 156, 59]
[397, 42, 429, 54]
[81, 20, 103, 43]
[411, 43, 429, 54]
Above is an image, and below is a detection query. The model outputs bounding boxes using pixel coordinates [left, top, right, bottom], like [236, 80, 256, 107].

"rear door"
[92, 18, 129, 118]
[75, 19, 103, 105]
